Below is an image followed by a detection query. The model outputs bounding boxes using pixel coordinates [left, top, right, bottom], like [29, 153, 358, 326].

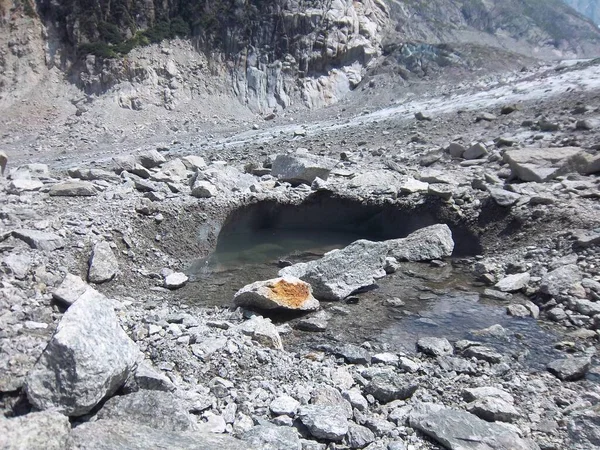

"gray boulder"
[272, 153, 337, 185]
[97, 390, 196, 431]
[52, 274, 91, 306]
[417, 337, 453, 357]
[239, 316, 283, 350]
[129, 363, 175, 392]
[488, 188, 521, 207]
[241, 424, 302, 450]
[547, 356, 591, 381]
[409, 403, 540, 450]
[347, 423, 376, 449]
[467, 397, 520, 423]
[568, 407, 600, 449]
[503, 147, 596, 182]
[494, 272, 530, 293]
[385, 224, 454, 262]
[540, 264, 583, 300]
[13, 229, 64, 251]
[137, 150, 166, 169]
[24, 295, 139, 416]
[463, 143, 488, 160]
[49, 181, 97, 197]
[297, 405, 349, 441]
[365, 372, 418, 403]
[65, 419, 253, 450]
[88, 241, 118, 283]
[0, 410, 70, 450]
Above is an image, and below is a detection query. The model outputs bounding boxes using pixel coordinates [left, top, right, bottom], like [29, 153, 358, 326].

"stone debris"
[88, 241, 119, 283]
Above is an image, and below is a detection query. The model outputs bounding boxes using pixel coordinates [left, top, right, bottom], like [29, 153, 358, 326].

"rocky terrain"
[2, 1, 600, 450]
[565, 0, 600, 24]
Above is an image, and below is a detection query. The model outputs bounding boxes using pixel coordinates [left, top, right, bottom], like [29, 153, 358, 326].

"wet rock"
[0, 410, 70, 450]
[269, 394, 300, 416]
[347, 423, 376, 448]
[88, 241, 118, 283]
[494, 272, 530, 292]
[334, 343, 372, 364]
[385, 224, 454, 262]
[24, 294, 139, 416]
[547, 356, 591, 381]
[437, 356, 476, 374]
[241, 424, 302, 450]
[409, 403, 539, 450]
[297, 405, 349, 441]
[234, 276, 319, 311]
[239, 316, 283, 350]
[488, 187, 521, 207]
[13, 229, 65, 251]
[271, 152, 337, 185]
[506, 304, 531, 317]
[65, 419, 252, 450]
[463, 143, 488, 160]
[52, 274, 91, 306]
[416, 337, 453, 357]
[97, 390, 196, 431]
[164, 272, 188, 289]
[279, 239, 386, 300]
[49, 181, 97, 197]
[462, 345, 503, 363]
[540, 264, 583, 300]
[467, 397, 520, 423]
[365, 372, 418, 403]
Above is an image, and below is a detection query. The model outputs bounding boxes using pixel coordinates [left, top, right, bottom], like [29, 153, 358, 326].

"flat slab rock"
[271, 152, 337, 185]
[49, 181, 97, 196]
[13, 229, 65, 251]
[234, 276, 320, 311]
[24, 294, 139, 416]
[65, 419, 254, 450]
[409, 403, 540, 450]
[297, 405, 349, 441]
[547, 356, 591, 381]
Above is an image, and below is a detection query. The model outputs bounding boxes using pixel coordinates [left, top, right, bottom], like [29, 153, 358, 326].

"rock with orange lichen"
[233, 276, 320, 311]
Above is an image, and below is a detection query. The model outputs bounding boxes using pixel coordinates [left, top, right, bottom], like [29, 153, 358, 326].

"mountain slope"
[563, 0, 600, 24]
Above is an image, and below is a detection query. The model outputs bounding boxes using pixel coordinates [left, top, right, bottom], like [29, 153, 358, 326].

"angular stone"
[182, 155, 207, 170]
[386, 224, 454, 262]
[241, 424, 302, 450]
[131, 363, 175, 392]
[463, 345, 503, 363]
[52, 274, 91, 306]
[463, 143, 488, 160]
[297, 405, 349, 441]
[65, 419, 252, 450]
[467, 397, 520, 423]
[334, 343, 372, 364]
[503, 147, 591, 182]
[13, 229, 65, 251]
[271, 153, 337, 185]
[138, 150, 166, 169]
[506, 304, 530, 317]
[7, 178, 44, 193]
[488, 188, 521, 207]
[49, 181, 97, 197]
[568, 407, 600, 448]
[0, 410, 70, 450]
[24, 295, 139, 416]
[295, 310, 330, 331]
[399, 178, 429, 194]
[495, 272, 530, 292]
[239, 316, 283, 350]
[68, 168, 120, 183]
[547, 356, 591, 381]
[409, 403, 539, 450]
[234, 276, 319, 311]
[347, 423, 375, 448]
[540, 264, 583, 300]
[191, 179, 218, 198]
[447, 142, 465, 158]
[164, 272, 188, 289]
[97, 390, 196, 431]
[417, 337, 453, 357]
[365, 373, 418, 403]
[88, 241, 118, 283]
[270, 394, 300, 416]
[462, 387, 514, 404]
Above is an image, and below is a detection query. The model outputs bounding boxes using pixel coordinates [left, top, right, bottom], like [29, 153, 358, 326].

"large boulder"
[409, 403, 540, 450]
[503, 147, 598, 182]
[271, 152, 337, 185]
[24, 295, 140, 416]
[233, 276, 320, 311]
[65, 419, 253, 450]
[279, 239, 386, 300]
[540, 264, 583, 300]
[297, 405, 349, 441]
[279, 224, 454, 300]
[0, 410, 70, 450]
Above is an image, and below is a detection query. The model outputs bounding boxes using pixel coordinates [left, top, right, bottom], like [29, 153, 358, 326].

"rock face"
[65, 419, 253, 450]
[271, 153, 337, 185]
[88, 241, 119, 283]
[233, 276, 320, 311]
[24, 295, 139, 416]
[0, 410, 71, 450]
[280, 224, 454, 300]
[409, 403, 540, 450]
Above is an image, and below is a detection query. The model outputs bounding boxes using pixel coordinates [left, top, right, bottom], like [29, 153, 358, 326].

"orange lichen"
[269, 279, 311, 308]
